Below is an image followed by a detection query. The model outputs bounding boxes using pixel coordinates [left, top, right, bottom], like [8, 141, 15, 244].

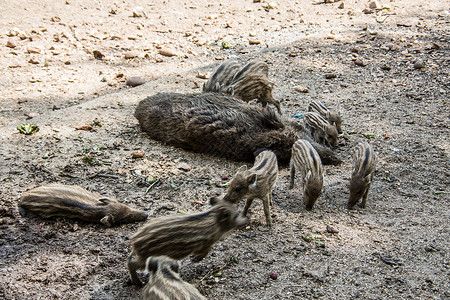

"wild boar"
[142, 256, 206, 300]
[18, 184, 147, 227]
[348, 142, 376, 209]
[224, 75, 282, 114]
[134, 92, 341, 165]
[202, 59, 241, 93]
[308, 100, 342, 134]
[127, 197, 247, 286]
[231, 60, 269, 82]
[223, 150, 278, 227]
[303, 112, 338, 147]
[289, 139, 324, 210]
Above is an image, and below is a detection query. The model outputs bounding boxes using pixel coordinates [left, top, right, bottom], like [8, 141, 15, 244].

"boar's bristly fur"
[134, 92, 341, 165]
[18, 184, 147, 226]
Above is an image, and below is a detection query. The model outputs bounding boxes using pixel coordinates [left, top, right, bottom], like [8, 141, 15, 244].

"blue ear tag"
[293, 114, 303, 119]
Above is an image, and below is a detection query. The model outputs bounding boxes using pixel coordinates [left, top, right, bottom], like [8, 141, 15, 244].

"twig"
[145, 179, 160, 194]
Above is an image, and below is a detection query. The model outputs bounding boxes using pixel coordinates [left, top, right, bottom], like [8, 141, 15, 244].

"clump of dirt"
[1, 1, 449, 299]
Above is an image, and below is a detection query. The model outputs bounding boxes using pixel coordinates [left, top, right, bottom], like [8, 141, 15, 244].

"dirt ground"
[1, 0, 449, 299]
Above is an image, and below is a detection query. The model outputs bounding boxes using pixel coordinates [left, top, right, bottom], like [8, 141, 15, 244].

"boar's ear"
[305, 170, 312, 183]
[100, 215, 113, 227]
[247, 174, 257, 188]
[236, 165, 247, 174]
[210, 197, 220, 206]
[98, 197, 118, 205]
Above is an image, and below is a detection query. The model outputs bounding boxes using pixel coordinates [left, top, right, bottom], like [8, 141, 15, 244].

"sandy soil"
[1, 1, 449, 299]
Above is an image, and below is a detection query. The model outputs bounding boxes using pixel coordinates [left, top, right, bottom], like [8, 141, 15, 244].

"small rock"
[354, 59, 365, 66]
[326, 225, 339, 234]
[269, 272, 278, 280]
[294, 85, 309, 93]
[93, 50, 104, 60]
[126, 77, 146, 87]
[132, 6, 146, 18]
[325, 73, 337, 79]
[414, 61, 425, 69]
[338, 2, 344, 9]
[6, 39, 16, 48]
[369, 0, 381, 9]
[27, 47, 41, 54]
[158, 48, 178, 57]
[124, 50, 139, 59]
[221, 175, 229, 181]
[26, 113, 39, 119]
[380, 64, 391, 71]
[197, 72, 208, 79]
[362, 8, 374, 14]
[249, 40, 261, 45]
[131, 150, 145, 158]
[177, 162, 191, 172]
[28, 58, 39, 64]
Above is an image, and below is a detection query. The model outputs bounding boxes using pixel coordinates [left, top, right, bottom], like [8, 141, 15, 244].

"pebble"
[249, 40, 261, 45]
[380, 64, 391, 71]
[338, 2, 344, 9]
[326, 225, 339, 234]
[6, 40, 16, 48]
[158, 48, 178, 57]
[28, 58, 39, 64]
[126, 77, 146, 87]
[124, 50, 139, 59]
[131, 150, 145, 158]
[26, 113, 39, 119]
[27, 47, 41, 54]
[269, 272, 278, 280]
[414, 61, 425, 69]
[354, 59, 365, 66]
[177, 162, 191, 172]
[369, 0, 382, 9]
[132, 6, 146, 18]
[294, 85, 309, 93]
[93, 50, 104, 60]
[325, 73, 337, 79]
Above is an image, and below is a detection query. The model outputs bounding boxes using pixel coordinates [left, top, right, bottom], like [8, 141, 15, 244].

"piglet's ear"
[305, 170, 312, 183]
[100, 215, 113, 227]
[247, 173, 257, 186]
[98, 197, 118, 205]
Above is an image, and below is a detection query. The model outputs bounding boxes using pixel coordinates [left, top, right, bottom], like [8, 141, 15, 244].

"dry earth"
[1, 1, 449, 299]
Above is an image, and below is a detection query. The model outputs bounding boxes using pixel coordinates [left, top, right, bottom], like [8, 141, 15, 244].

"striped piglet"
[303, 112, 338, 147]
[202, 59, 241, 93]
[224, 150, 279, 227]
[290, 139, 324, 210]
[308, 100, 342, 134]
[348, 142, 376, 209]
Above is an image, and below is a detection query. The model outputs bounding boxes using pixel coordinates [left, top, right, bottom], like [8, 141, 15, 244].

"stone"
[131, 150, 145, 158]
[132, 6, 146, 18]
[93, 50, 104, 60]
[294, 85, 309, 93]
[27, 47, 41, 54]
[369, 0, 382, 9]
[177, 162, 191, 172]
[414, 61, 425, 69]
[6, 39, 16, 48]
[158, 48, 178, 57]
[325, 73, 337, 79]
[124, 50, 139, 59]
[126, 77, 146, 87]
